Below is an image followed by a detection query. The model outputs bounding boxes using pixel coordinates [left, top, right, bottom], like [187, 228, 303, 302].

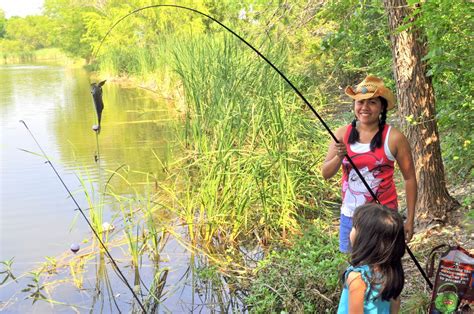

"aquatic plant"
[0, 258, 17, 285]
[69, 256, 86, 289]
[143, 267, 169, 312]
[42, 257, 58, 275]
[22, 270, 47, 304]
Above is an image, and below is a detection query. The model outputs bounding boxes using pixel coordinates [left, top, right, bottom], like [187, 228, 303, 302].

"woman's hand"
[334, 141, 347, 160]
[404, 220, 414, 243]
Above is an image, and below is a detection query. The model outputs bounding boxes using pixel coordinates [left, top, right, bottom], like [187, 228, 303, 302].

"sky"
[0, 0, 45, 18]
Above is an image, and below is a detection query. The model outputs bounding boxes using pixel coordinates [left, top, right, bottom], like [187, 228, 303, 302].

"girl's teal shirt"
[337, 265, 391, 313]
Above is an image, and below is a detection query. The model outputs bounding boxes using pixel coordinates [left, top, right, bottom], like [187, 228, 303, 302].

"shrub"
[246, 220, 345, 313]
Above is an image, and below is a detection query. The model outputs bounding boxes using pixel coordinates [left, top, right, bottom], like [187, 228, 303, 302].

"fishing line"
[93, 4, 432, 289]
[94, 132, 101, 163]
[19, 120, 147, 311]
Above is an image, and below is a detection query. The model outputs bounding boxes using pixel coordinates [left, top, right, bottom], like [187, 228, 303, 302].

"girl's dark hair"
[349, 204, 406, 301]
[348, 97, 388, 151]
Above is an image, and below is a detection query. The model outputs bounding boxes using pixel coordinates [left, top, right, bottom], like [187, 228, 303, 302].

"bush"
[245, 220, 346, 313]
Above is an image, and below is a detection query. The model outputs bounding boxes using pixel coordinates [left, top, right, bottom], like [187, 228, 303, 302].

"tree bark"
[383, 0, 459, 223]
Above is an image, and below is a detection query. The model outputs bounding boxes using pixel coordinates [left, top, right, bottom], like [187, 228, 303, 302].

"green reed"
[169, 33, 334, 247]
[143, 267, 169, 312]
[106, 167, 169, 264]
[74, 164, 114, 244]
[97, 35, 183, 93]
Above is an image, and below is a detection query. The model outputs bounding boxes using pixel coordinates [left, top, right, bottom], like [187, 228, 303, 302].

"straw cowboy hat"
[345, 75, 396, 110]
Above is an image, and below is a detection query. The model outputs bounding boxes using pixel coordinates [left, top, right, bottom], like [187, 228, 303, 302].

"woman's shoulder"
[335, 124, 350, 137]
[387, 125, 409, 151]
[386, 125, 406, 139]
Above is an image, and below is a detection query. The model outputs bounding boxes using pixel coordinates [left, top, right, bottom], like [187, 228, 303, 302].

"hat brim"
[345, 86, 395, 110]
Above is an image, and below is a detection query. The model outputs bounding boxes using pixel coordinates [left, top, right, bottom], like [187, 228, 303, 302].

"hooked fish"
[91, 80, 106, 133]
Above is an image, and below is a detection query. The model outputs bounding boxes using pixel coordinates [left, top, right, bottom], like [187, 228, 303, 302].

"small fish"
[91, 80, 106, 133]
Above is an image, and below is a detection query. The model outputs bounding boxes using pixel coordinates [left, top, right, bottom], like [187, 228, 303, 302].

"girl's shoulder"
[346, 271, 364, 288]
[347, 264, 371, 273]
[345, 265, 371, 287]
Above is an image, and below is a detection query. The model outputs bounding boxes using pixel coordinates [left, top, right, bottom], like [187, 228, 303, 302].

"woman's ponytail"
[370, 98, 388, 151]
[348, 118, 359, 144]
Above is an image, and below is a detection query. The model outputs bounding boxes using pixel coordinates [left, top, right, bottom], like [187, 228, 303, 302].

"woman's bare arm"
[390, 127, 417, 242]
[321, 126, 348, 179]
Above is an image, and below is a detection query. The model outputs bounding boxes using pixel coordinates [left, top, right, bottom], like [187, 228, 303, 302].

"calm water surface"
[0, 64, 228, 312]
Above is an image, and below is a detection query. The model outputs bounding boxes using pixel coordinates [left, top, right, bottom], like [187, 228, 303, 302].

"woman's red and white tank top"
[341, 124, 398, 217]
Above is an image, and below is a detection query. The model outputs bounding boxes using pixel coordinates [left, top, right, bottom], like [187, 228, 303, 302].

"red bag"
[427, 245, 474, 313]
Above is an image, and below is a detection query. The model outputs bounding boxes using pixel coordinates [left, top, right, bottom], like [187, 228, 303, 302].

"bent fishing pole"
[19, 120, 146, 312]
[93, 4, 432, 289]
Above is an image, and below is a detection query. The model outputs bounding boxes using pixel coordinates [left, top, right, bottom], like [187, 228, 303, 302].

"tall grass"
[97, 35, 182, 97]
[169, 33, 335, 247]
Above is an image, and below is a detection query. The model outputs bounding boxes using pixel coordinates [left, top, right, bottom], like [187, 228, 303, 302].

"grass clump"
[245, 220, 345, 313]
[170, 32, 336, 247]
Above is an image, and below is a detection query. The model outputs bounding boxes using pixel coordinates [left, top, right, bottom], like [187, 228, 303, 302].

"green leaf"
[0, 276, 9, 285]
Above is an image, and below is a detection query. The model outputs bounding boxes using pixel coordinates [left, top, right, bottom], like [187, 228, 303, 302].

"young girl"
[337, 204, 406, 313]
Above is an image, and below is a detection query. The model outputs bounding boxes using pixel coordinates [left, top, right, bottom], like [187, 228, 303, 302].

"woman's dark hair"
[349, 203, 406, 301]
[348, 97, 388, 151]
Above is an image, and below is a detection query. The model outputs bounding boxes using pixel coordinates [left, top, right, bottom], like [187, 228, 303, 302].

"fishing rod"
[93, 4, 380, 206]
[93, 4, 432, 289]
[19, 120, 147, 312]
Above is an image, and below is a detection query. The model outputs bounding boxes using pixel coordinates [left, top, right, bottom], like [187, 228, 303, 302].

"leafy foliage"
[0, 9, 6, 38]
[43, 0, 93, 59]
[412, 0, 473, 180]
[4, 16, 55, 49]
[245, 221, 345, 313]
[0, 14, 56, 61]
[316, 0, 393, 88]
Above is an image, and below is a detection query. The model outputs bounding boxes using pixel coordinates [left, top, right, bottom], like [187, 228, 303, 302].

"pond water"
[0, 64, 240, 312]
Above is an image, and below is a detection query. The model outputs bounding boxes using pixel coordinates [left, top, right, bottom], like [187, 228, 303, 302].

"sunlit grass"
[168, 33, 335, 250]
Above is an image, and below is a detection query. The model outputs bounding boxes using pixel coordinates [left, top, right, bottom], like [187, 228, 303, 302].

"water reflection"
[52, 72, 178, 188]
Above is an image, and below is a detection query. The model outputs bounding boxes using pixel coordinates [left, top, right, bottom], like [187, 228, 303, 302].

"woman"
[321, 75, 417, 253]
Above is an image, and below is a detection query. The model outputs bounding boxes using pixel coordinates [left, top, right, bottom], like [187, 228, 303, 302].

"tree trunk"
[383, 0, 459, 223]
